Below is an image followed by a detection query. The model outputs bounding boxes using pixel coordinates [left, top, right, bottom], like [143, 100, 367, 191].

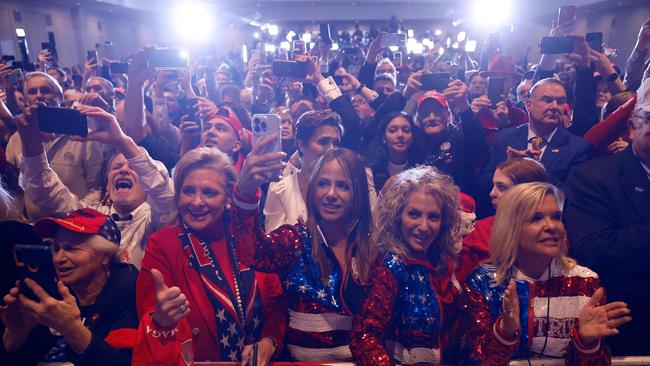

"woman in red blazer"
[132, 147, 285, 366]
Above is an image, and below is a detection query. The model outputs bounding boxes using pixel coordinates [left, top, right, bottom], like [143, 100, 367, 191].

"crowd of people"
[0, 9, 649, 366]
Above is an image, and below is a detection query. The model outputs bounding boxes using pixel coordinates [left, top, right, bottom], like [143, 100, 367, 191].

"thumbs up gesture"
[151, 268, 190, 327]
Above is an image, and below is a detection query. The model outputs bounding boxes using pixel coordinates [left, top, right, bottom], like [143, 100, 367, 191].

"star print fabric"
[351, 253, 445, 366]
[231, 196, 366, 361]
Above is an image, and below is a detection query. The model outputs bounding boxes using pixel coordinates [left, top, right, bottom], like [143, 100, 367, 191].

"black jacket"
[565, 147, 650, 356]
[3, 262, 139, 366]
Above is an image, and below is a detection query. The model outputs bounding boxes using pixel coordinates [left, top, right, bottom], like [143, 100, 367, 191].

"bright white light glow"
[309, 42, 315, 50]
[457, 31, 467, 42]
[473, 0, 511, 27]
[388, 46, 399, 52]
[407, 29, 414, 38]
[439, 47, 445, 55]
[302, 33, 312, 43]
[173, 3, 213, 42]
[285, 30, 296, 41]
[253, 32, 260, 39]
[268, 25, 279, 36]
[412, 43, 424, 54]
[434, 29, 443, 36]
[280, 41, 291, 50]
[332, 43, 339, 51]
[15, 28, 26, 37]
[242, 44, 248, 63]
[452, 20, 461, 27]
[179, 50, 189, 59]
[265, 44, 276, 53]
[465, 40, 478, 52]
[452, 42, 459, 49]
[446, 37, 451, 47]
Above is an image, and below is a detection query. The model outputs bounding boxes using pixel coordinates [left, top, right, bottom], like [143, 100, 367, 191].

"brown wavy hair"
[305, 148, 375, 285]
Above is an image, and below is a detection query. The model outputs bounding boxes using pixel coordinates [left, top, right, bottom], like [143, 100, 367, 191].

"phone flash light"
[280, 41, 291, 50]
[457, 31, 467, 42]
[15, 28, 26, 37]
[265, 44, 276, 53]
[332, 43, 339, 51]
[389, 46, 399, 52]
[439, 47, 446, 55]
[179, 50, 188, 59]
[407, 29, 415, 38]
[434, 29, 443, 36]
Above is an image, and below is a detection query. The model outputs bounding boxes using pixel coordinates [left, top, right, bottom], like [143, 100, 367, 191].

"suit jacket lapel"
[513, 124, 528, 151]
[619, 148, 650, 223]
[540, 128, 566, 169]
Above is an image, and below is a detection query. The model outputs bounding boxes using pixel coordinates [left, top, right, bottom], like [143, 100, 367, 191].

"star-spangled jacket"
[460, 259, 611, 365]
[131, 223, 286, 365]
[350, 252, 461, 366]
[232, 188, 368, 362]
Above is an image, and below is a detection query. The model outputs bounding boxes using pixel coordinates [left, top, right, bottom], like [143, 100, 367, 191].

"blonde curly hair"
[373, 166, 460, 273]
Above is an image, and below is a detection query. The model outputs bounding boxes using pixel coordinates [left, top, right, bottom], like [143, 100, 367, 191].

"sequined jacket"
[461, 260, 611, 365]
[350, 252, 460, 366]
[232, 189, 367, 362]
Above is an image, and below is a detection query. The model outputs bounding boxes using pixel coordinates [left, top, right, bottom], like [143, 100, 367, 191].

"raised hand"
[151, 268, 190, 328]
[74, 105, 127, 146]
[195, 97, 218, 120]
[470, 95, 490, 113]
[241, 338, 277, 366]
[443, 79, 470, 113]
[0, 284, 39, 334]
[577, 288, 632, 346]
[499, 279, 521, 338]
[237, 134, 286, 197]
[79, 92, 111, 112]
[403, 71, 423, 99]
[635, 18, 650, 51]
[506, 146, 541, 161]
[128, 48, 155, 87]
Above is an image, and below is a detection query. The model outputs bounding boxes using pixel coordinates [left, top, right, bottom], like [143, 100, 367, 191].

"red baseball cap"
[417, 90, 449, 109]
[34, 208, 121, 245]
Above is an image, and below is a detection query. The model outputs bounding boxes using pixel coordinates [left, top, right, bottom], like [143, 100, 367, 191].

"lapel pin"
[634, 186, 644, 193]
[551, 148, 560, 153]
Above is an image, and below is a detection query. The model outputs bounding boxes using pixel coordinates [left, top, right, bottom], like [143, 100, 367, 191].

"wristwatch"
[605, 72, 619, 82]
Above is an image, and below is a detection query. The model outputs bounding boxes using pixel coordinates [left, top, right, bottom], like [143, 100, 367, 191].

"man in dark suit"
[565, 97, 650, 355]
[478, 78, 593, 216]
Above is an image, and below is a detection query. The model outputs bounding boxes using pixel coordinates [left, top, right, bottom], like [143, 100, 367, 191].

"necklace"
[224, 216, 247, 329]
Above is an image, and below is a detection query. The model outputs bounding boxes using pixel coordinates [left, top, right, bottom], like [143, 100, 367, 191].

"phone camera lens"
[254, 118, 260, 125]
[254, 126, 261, 132]
[261, 122, 267, 129]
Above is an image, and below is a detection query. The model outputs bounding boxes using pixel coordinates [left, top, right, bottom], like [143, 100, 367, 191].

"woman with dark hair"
[461, 183, 631, 364]
[350, 166, 461, 365]
[366, 111, 425, 191]
[234, 145, 376, 361]
[133, 147, 285, 366]
[263, 110, 343, 232]
[462, 158, 550, 274]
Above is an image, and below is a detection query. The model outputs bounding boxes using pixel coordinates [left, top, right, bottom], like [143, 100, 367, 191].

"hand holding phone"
[421, 73, 451, 92]
[487, 77, 505, 108]
[380, 33, 407, 48]
[272, 60, 309, 79]
[539, 36, 577, 54]
[147, 48, 190, 70]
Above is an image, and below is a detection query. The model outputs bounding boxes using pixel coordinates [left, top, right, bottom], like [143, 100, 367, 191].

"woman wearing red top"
[133, 147, 285, 366]
[463, 158, 550, 268]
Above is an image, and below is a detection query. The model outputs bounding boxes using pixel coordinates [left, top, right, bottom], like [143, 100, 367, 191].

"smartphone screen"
[421, 73, 451, 92]
[586, 32, 603, 53]
[272, 60, 308, 79]
[41, 42, 51, 51]
[38, 106, 88, 137]
[148, 48, 190, 70]
[320, 24, 332, 43]
[380, 33, 407, 48]
[252, 114, 282, 179]
[86, 50, 98, 62]
[488, 77, 505, 108]
[539, 36, 576, 54]
[557, 5, 577, 26]
[14, 244, 61, 301]
[109, 62, 130, 74]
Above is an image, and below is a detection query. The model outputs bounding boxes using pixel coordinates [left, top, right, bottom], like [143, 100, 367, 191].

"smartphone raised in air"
[14, 244, 61, 301]
[37, 106, 88, 137]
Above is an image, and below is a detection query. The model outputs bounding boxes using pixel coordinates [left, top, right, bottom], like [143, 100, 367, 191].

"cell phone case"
[252, 114, 282, 179]
[37, 107, 88, 137]
[14, 244, 61, 301]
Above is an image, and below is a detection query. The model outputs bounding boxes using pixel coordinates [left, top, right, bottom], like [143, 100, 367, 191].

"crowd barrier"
[195, 357, 650, 366]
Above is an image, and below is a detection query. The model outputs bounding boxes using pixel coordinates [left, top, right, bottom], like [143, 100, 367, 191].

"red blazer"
[133, 224, 286, 365]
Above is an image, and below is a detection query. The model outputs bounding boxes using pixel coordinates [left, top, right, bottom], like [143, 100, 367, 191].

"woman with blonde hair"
[234, 144, 375, 361]
[350, 166, 461, 365]
[461, 182, 631, 365]
[133, 147, 285, 366]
